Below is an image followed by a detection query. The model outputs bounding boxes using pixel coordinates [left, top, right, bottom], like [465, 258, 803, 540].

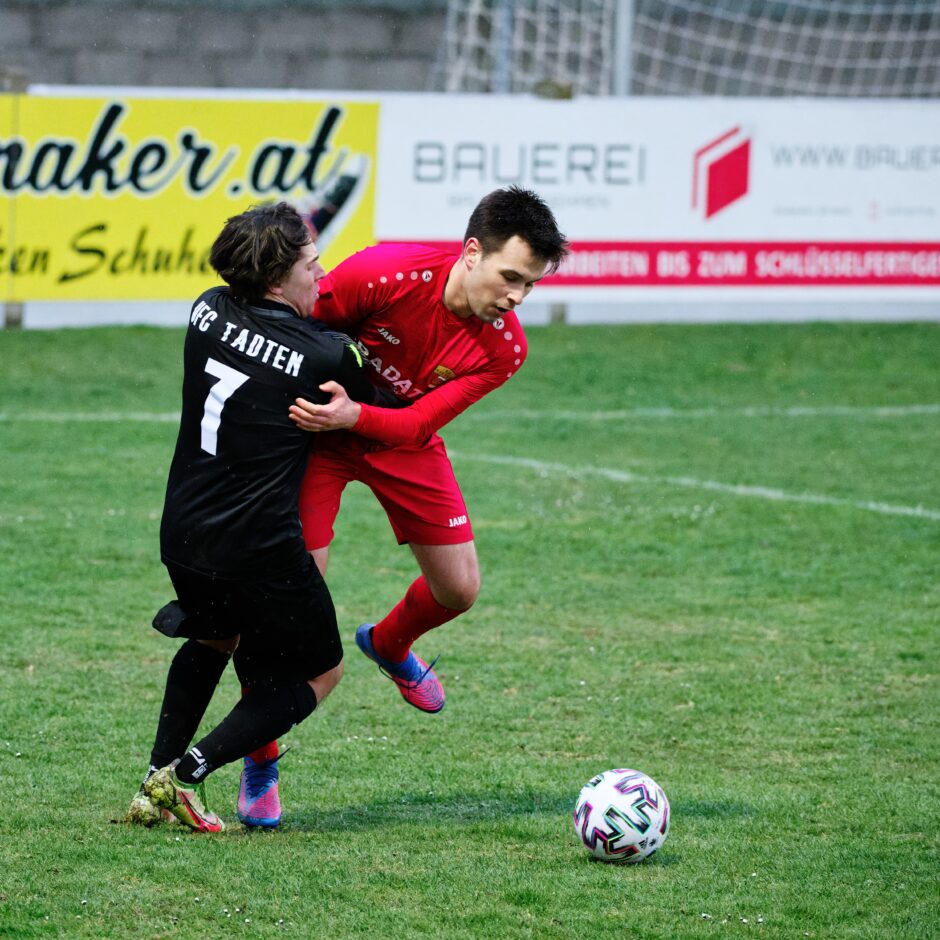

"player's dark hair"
[463, 186, 568, 274]
[210, 202, 311, 302]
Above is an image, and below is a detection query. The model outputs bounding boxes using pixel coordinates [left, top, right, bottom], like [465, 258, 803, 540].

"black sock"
[148, 639, 231, 770]
[175, 681, 317, 783]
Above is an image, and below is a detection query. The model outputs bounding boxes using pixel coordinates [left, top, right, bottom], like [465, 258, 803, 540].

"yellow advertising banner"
[0, 94, 378, 301]
[0, 93, 17, 305]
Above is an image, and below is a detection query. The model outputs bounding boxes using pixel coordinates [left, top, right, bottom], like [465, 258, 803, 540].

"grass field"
[0, 320, 938, 939]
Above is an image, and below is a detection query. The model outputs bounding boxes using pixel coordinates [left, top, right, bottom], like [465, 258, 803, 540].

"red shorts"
[299, 433, 473, 549]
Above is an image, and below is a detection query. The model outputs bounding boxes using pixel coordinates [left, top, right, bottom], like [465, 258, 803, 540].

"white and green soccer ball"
[573, 768, 670, 863]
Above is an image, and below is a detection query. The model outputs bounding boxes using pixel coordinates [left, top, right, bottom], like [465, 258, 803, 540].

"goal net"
[431, 0, 621, 96]
[432, 0, 940, 97]
[633, 0, 940, 97]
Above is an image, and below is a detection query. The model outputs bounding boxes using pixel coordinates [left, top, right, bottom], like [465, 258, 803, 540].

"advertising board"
[2, 89, 937, 324]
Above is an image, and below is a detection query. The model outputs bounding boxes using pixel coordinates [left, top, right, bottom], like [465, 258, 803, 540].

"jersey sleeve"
[351, 366, 513, 446]
[330, 339, 408, 409]
[316, 336, 408, 411]
[331, 340, 376, 403]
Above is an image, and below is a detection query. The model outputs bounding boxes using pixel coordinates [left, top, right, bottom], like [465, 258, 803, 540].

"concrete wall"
[0, 1, 445, 91]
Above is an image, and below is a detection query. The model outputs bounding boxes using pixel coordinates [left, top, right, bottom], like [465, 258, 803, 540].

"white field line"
[468, 404, 940, 421]
[0, 412, 179, 423]
[2, 408, 936, 521]
[1, 403, 938, 423]
[451, 452, 940, 522]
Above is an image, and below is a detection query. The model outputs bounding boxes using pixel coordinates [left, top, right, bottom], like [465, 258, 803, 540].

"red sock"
[241, 687, 279, 764]
[372, 576, 463, 663]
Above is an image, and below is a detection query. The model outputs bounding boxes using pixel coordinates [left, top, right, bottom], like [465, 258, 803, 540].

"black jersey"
[160, 286, 376, 579]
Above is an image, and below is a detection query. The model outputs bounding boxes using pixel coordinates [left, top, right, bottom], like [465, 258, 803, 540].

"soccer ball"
[573, 768, 670, 863]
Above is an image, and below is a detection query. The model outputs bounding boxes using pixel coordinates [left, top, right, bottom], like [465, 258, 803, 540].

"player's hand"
[289, 382, 362, 432]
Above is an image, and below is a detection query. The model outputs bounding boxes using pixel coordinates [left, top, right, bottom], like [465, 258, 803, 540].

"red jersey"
[313, 243, 528, 446]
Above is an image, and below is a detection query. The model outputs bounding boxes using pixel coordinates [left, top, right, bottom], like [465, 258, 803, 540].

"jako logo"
[692, 126, 751, 219]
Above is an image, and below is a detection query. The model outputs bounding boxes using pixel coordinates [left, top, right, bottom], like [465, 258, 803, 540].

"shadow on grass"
[281, 794, 754, 834]
[284, 788, 574, 832]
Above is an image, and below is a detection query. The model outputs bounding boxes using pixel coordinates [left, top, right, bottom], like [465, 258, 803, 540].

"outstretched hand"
[289, 381, 362, 432]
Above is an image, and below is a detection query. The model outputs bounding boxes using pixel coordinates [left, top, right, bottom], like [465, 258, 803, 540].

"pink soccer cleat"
[355, 624, 445, 714]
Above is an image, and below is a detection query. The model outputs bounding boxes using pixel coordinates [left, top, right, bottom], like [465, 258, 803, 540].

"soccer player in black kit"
[129, 203, 390, 832]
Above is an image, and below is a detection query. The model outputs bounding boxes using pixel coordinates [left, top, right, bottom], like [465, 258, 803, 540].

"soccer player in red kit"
[297, 186, 567, 693]
[237, 187, 566, 826]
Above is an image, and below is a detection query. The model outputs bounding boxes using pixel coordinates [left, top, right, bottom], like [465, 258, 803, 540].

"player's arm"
[290, 369, 507, 445]
[329, 341, 408, 410]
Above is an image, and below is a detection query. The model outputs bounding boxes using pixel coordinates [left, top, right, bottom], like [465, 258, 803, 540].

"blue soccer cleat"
[237, 754, 284, 829]
[355, 623, 445, 714]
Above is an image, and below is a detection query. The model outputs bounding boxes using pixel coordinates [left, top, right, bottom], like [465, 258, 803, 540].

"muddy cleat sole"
[144, 766, 224, 833]
[126, 788, 178, 826]
[126, 790, 165, 827]
[237, 753, 285, 829]
[355, 623, 445, 714]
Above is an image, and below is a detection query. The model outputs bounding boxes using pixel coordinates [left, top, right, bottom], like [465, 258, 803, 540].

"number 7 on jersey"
[201, 358, 249, 455]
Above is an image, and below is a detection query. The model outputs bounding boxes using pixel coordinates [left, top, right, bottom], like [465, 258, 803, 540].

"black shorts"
[157, 556, 342, 684]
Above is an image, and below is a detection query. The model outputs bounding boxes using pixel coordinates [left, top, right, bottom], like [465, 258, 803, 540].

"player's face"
[462, 235, 549, 323]
[271, 242, 325, 318]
